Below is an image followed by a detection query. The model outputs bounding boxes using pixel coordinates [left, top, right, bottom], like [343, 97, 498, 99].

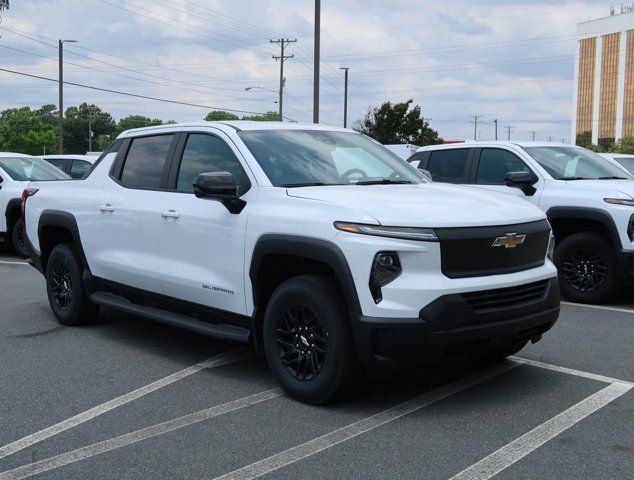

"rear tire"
[10, 221, 29, 259]
[46, 243, 99, 326]
[262, 275, 362, 404]
[553, 232, 621, 304]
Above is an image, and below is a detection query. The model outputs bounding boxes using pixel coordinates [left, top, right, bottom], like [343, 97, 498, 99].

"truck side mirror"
[504, 171, 537, 196]
[418, 168, 433, 181]
[193, 171, 245, 214]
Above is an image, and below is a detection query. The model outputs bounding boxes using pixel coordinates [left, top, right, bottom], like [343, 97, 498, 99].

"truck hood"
[286, 183, 545, 228]
[563, 179, 634, 198]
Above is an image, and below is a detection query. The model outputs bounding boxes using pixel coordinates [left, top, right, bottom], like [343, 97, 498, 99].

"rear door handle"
[99, 204, 114, 213]
[161, 210, 180, 219]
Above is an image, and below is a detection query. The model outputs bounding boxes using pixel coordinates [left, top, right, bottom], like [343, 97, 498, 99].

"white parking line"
[561, 301, 634, 315]
[0, 260, 29, 266]
[0, 348, 256, 460]
[448, 382, 631, 480]
[511, 357, 634, 387]
[211, 361, 520, 480]
[0, 388, 282, 480]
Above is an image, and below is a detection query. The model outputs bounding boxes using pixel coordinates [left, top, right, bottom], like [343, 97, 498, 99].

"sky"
[0, 0, 615, 142]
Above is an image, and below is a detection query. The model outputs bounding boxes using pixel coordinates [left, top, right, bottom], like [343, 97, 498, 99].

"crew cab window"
[120, 134, 174, 188]
[44, 158, 68, 172]
[476, 149, 531, 185]
[427, 149, 471, 183]
[176, 134, 250, 194]
[70, 160, 92, 179]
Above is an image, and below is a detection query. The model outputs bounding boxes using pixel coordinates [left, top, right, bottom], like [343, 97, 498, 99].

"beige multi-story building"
[572, 9, 634, 146]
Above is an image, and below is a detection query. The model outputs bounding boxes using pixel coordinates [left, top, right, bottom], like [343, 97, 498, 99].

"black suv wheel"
[10, 221, 29, 259]
[263, 275, 362, 404]
[554, 232, 621, 304]
[46, 243, 99, 326]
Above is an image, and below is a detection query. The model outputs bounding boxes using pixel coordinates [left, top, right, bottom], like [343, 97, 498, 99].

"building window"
[576, 37, 597, 147]
[623, 30, 634, 139]
[598, 33, 620, 148]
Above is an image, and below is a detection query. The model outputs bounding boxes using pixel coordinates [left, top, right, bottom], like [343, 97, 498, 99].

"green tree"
[114, 115, 163, 137]
[355, 99, 442, 146]
[0, 107, 58, 155]
[64, 103, 116, 154]
[241, 111, 279, 122]
[205, 110, 239, 121]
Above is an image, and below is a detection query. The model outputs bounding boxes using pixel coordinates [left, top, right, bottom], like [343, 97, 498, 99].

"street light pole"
[58, 39, 77, 154]
[313, 0, 320, 124]
[340, 67, 349, 128]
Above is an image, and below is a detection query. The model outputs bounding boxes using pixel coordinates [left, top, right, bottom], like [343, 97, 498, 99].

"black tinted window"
[476, 149, 531, 185]
[177, 134, 250, 194]
[44, 158, 68, 171]
[427, 149, 471, 182]
[70, 160, 92, 179]
[120, 135, 173, 188]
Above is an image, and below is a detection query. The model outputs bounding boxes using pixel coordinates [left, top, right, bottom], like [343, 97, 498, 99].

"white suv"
[0, 153, 69, 257]
[410, 141, 634, 304]
[24, 123, 559, 403]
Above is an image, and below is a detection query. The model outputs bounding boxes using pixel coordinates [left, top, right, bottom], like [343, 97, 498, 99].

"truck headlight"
[369, 252, 401, 304]
[604, 197, 634, 206]
[334, 222, 438, 242]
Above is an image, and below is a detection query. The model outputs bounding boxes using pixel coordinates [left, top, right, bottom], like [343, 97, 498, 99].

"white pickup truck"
[410, 141, 634, 304]
[24, 122, 559, 403]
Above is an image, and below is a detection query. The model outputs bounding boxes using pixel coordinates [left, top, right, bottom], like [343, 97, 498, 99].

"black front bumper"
[617, 249, 634, 284]
[351, 277, 560, 371]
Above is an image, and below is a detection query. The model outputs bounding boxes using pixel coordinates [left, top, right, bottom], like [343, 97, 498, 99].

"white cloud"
[0, 0, 610, 142]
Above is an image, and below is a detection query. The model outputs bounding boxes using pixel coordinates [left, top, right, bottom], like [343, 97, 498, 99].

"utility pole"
[58, 39, 77, 154]
[547, 136, 553, 142]
[505, 125, 514, 140]
[494, 119, 498, 140]
[339, 67, 349, 128]
[529, 131, 537, 141]
[271, 38, 296, 122]
[87, 112, 95, 151]
[561, 138, 566, 143]
[469, 115, 482, 141]
[313, 0, 320, 124]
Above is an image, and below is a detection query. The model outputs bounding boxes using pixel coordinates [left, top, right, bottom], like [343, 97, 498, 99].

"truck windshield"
[523, 146, 629, 180]
[238, 130, 424, 187]
[0, 157, 70, 181]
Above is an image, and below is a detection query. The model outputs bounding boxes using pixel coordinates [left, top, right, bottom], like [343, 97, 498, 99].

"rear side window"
[44, 158, 68, 172]
[70, 160, 92, 179]
[427, 149, 471, 183]
[476, 149, 531, 185]
[120, 135, 174, 188]
[176, 134, 250, 194]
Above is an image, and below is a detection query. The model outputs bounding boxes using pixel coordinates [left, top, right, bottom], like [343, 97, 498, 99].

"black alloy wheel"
[561, 246, 607, 293]
[554, 232, 620, 304]
[275, 304, 327, 381]
[11, 221, 29, 259]
[50, 257, 73, 311]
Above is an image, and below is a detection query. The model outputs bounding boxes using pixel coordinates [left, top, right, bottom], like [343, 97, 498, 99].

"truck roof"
[417, 140, 570, 152]
[117, 121, 353, 138]
[0, 152, 33, 158]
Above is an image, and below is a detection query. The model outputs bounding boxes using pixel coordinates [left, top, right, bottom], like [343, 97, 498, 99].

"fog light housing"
[369, 252, 401, 304]
[628, 215, 634, 242]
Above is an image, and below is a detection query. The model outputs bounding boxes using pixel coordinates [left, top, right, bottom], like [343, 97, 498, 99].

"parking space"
[0, 249, 632, 480]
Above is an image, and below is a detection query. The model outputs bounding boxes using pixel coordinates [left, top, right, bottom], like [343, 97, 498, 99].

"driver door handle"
[99, 204, 114, 213]
[161, 209, 180, 219]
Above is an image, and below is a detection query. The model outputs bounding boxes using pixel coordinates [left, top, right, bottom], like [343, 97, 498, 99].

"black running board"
[89, 291, 250, 343]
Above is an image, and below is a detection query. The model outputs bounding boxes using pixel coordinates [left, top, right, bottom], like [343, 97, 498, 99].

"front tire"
[262, 275, 362, 404]
[10, 221, 29, 259]
[46, 243, 99, 326]
[554, 232, 621, 304]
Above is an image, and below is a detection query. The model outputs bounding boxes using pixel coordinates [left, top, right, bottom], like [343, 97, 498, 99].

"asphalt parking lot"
[0, 249, 632, 480]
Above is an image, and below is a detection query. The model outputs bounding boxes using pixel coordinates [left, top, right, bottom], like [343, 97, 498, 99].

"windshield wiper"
[598, 176, 629, 180]
[354, 178, 412, 185]
[558, 176, 589, 180]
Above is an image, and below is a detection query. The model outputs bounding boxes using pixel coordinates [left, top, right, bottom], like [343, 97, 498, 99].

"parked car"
[39, 154, 95, 179]
[24, 123, 559, 404]
[409, 141, 634, 304]
[599, 153, 634, 176]
[0, 153, 70, 257]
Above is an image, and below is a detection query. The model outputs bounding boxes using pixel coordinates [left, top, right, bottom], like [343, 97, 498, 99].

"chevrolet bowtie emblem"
[492, 233, 526, 248]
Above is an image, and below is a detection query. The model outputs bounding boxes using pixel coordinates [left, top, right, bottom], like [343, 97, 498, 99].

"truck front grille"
[462, 280, 549, 312]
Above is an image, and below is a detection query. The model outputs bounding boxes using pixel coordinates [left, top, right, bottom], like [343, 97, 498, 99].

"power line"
[0, 67, 268, 115]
